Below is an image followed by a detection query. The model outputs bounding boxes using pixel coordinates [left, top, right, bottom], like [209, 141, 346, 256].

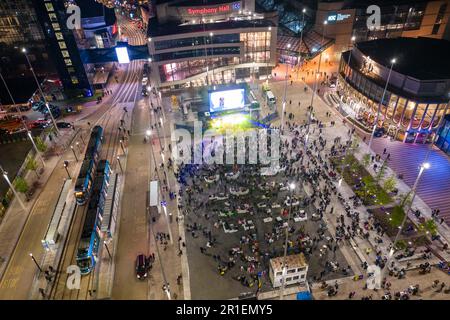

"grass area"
[332, 154, 392, 206]
[369, 207, 431, 247]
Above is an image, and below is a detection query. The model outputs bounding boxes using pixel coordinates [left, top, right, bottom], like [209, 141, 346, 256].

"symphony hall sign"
[180, 1, 242, 16]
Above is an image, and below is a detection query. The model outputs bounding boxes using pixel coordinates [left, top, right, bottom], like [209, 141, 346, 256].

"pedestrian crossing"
[372, 138, 450, 225]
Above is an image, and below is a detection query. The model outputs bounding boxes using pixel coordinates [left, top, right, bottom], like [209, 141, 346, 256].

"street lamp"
[380, 162, 429, 284]
[22, 48, 60, 135]
[296, 8, 306, 80]
[117, 156, 124, 173]
[70, 145, 79, 161]
[340, 35, 356, 114]
[119, 139, 126, 154]
[281, 43, 291, 131]
[0, 165, 27, 211]
[104, 241, 112, 259]
[63, 160, 71, 179]
[29, 252, 43, 273]
[368, 58, 396, 149]
[279, 182, 295, 300]
[304, 20, 327, 153]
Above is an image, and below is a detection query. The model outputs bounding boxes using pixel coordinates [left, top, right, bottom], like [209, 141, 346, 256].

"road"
[0, 15, 143, 298]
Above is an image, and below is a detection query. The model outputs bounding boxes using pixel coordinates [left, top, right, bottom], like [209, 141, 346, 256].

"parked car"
[136, 254, 150, 280]
[56, 122, 72, 129]
[374, 127, 386, 137]
[31, 118, 51, 129]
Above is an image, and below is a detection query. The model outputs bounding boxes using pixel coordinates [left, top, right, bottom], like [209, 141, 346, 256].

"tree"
[13, 176, 29, 194]
[383, 175, 397, 193]
[362, 153, 371, 168]
[35, 137, 47, 153]
[419, 219, 438, 236]
[376, 159, 388, 182]
[26, 156, 40, 178]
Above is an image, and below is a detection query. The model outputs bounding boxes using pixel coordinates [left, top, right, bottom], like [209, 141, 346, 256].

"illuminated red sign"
[187, 5, 231, 15]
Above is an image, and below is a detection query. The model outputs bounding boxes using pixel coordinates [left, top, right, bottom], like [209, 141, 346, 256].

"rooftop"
[147, 18, 275, 37]
[355, 37, 450, 81]
[76, 0, 116, 26]
[270, 253, 307, 271]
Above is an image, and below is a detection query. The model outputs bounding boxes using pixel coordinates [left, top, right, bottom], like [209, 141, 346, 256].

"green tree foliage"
[390, 205, 405, 227]
[419, 219, 438, 236]
[13, 176, 29, 194]
[362, 153, 371, 168]
[35, 137, 47, 152]
[26, 156, 39, 178]
[383, 175, 397, 193]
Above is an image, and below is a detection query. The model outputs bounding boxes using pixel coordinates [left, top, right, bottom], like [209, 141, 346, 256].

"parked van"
[266, 91, 276, 108]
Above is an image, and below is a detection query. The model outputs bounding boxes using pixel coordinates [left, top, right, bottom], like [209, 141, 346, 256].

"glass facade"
[338, 57, 450, 143]
[154, 34, 240, 50]
[154, 47, 240, 62]
[353, 2, 427, 41]
[154, 30, 272, 85]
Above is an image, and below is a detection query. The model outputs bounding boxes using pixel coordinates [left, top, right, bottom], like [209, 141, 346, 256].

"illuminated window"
[52, 23, 60, 31]
[55, 32, 64, 40]
[45, 3, 54, 12]
[71, 76, 79, 84]
[61, 50, 70, 58]
[48, 13, 57, 22]
[64, 58, 72, 66]
[58, 41, 67, 49]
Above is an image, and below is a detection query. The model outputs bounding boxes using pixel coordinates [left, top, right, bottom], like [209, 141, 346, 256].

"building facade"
[33, 0, 93, 96]
[314, 0, 450, 63]
[147, 0, 277, 89]
[338, 37, 450, 143]
[269, 253, 309, 288]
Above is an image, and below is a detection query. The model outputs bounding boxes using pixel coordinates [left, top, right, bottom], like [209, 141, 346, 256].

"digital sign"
[209, 88, 245, 113]
[327, 12, 352, 23]
[183, 1, 241, 16]
[115, 47, 130, 64]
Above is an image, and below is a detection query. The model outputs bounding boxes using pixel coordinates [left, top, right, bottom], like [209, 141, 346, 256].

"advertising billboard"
[209, 88, 245, 112]
[115, 47, 130, 64]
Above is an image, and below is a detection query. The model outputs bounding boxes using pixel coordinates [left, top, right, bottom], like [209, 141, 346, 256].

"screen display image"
[115, 47, 130, 64]
[209, 89, 245, 112]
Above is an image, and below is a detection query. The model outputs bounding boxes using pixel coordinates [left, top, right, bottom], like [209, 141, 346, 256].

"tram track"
[48, 14, 145, 300]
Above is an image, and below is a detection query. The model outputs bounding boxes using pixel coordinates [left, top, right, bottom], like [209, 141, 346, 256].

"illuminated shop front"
[337, 37, 450, 143]
[147, 0, 277, 89]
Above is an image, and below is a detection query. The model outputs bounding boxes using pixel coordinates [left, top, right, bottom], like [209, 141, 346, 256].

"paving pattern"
[371, 138, 450, 225]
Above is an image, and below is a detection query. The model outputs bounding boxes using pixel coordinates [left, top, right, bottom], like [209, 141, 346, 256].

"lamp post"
[340, 36, 356, 114]
[305, 20, 327, 151]
[103, 241, 112, 259]
[70, 145, 78, 161]
[117, 156, 124, 173]
[368, 58, 396, 150]
[279, 182, 295, 300]
[281, 43, 291, 131]
[63, 160, 71, 179]
[22, 48, 60, 135]
[119, 139, 126, 155]
[380, 162, 429, 284]
[209, 32, 215, 84]
[296, 8, 306, 80]
[266, 26, 272, 81]
[0, 165, 27, 211]
[0, 71, 46, 167]
[29, 252, 43, 273]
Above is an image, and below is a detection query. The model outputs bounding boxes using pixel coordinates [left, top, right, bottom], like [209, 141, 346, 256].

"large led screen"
[115, 47, 130, 64]
[209, 89, 245, 112]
